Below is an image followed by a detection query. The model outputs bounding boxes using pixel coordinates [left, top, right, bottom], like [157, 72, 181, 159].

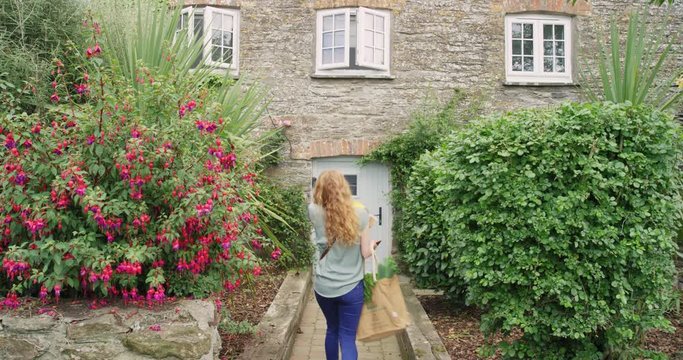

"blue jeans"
[314, 281, 364, 360]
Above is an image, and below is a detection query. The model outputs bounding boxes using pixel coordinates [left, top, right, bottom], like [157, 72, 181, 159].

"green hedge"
[259, 180, 313, 270]
[405, 102, 682, 358]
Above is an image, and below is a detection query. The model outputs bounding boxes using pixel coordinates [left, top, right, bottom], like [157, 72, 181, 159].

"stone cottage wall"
[187, 0, 682, 186]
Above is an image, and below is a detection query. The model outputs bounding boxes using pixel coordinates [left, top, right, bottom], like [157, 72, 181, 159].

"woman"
[309, 170, 377, 360]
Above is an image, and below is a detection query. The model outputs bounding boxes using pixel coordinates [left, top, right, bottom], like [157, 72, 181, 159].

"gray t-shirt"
[308, 203, 369, 298]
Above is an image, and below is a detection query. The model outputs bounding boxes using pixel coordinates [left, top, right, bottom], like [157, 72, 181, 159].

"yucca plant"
[580, 11, 682, 111]
[90, 0, 271, 139]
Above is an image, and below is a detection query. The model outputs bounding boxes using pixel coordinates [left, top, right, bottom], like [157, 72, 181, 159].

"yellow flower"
[678, 75, 683, 89]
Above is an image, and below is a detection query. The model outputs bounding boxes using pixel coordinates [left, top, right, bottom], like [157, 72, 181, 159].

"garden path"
[290, 290, 402, 360]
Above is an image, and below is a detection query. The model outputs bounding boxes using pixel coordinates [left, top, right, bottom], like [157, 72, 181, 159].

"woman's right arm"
[360, 227, 374, 259]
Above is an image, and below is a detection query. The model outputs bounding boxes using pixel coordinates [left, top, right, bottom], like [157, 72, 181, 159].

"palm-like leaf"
[91, 0, 272, 145]
[580, 11, 682, 111]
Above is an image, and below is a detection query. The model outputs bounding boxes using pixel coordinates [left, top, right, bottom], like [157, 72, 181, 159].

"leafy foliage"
[362, 90, 482, 256]
[580, 11, 682, 111]
[402, 151, 468, 301]
[0, 0, 86, 112]
[363, 257, 398, 303]
[0, 16, 280, 307]
[257, 180, 314, 270]
[406, 102, 682, 358]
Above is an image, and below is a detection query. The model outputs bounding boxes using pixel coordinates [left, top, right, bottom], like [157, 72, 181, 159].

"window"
[311, 175, 358, 196]
[176, 6, 240, 74]
[505, 14, 572, 84]
[315, 7, 391, 77]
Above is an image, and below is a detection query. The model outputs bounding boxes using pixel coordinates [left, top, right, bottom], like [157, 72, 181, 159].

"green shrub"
[362, 90, 482, 257]
[0, 13, 279, 307]
[402, 151, 467, 301]
[406, 102, 682, 359]
[0, 0, 86, 112]
[258, 180, 313, 270]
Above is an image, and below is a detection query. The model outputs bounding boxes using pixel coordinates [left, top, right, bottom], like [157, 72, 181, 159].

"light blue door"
[311, 156, 393, 267]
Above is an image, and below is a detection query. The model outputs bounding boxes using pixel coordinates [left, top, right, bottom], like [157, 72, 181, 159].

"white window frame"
[316, 8, 351, 70]
[175, 7, 194, 44]
[504, 14, 573, 84]
[203, 6, 240, 72]
[356, 7, 390, 71]
[314, 7, 392, 77]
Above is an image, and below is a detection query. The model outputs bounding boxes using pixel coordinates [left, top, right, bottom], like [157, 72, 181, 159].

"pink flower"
[50, 93, 60, 103]
[39, 285, 48, 301]
[86, 135, 96, 145]
[253, 266, 262, 276]
[186, 100, 196, 111]
[4, 133, 15, 149]
[149, 324, 161, 331]
[271, 248, 282, 260]
[74, 83, 89, 95]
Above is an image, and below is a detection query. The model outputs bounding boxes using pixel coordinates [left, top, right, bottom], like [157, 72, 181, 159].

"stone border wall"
[238, 269, 312, 360]
[0, 300, 220, 360]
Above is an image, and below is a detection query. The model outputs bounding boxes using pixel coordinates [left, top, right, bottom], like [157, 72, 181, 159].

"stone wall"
[0, 300, 220, 360]
[189, 0, 682, 185]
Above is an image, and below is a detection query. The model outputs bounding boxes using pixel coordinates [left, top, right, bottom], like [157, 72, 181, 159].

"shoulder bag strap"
[320, 240, 335, 260]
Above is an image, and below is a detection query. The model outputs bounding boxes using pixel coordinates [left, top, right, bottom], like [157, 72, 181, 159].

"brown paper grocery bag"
[357, 275, 409, 342]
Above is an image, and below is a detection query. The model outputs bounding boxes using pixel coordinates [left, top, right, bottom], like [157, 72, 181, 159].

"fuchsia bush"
[0, 22, 278, 308]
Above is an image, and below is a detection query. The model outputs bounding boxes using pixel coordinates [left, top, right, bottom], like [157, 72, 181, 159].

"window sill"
[311, 72, 395, 80]
[190, 67, 240, 80]
[503, 81, 577, 87]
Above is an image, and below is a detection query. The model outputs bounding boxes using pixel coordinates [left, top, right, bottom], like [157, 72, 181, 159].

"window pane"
[223, 32, 233, 48]
[350, 15, 357, 47]
[543, 24, 552, 39]
[364, 29, 374, 47]
[364, 46, 373, 63]
[322, 49, 333, 64]
[555, 41, 564, 56]
[223, 14, 233, 31]
[211, 30, 221, 46]
[544, 57, 553, 72]
[374, 49, 384, 64]
[523, 23, 533, 39]
[334, 14, 345, 30]
[322, 32, 333, 48]
[555, 57, 565, 72]
[194, 14, 204, 39]
[375, 33, 384, 49]
[512, 40, 521, 55]
[334, 30, 345, 47]
[523, 40, 533, 55]
[512, 56, 522, 71]
[211, 46, 221, 62]
[544, 41, 553, 56]
[374, 15, 384, 32]
[344, 175, 358, 196]
[512, 23, 522, 38]
[523, 56, 533, 71]
[223, 48, 232, 64]
[178, 14, 187, 30]
[323, 15, 333, 32]
[334, 47, 344, 63]
[555, 25, 564, 40]
[212, 13, 222, 29]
